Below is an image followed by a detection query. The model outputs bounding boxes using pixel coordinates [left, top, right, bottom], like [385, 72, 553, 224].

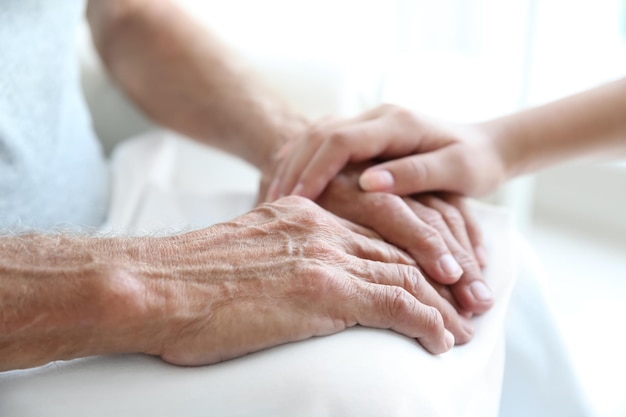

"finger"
[333, 215, 384, 240]
[359, 150, 466, 196]
[318, 209, 414, 265]
[406, 197, 493, 315]
[441, 195, 488, 268]
[348, 275, 458, 354]
[288, 129, 355, 200]
[347, 193, 464, 285]
[277, 135, 325, 200]
[349, 261, 473, 345]
[414, 195, 473, 253]
[343, 228, 416, 266]
[348, 257, 454, 307]
[279, 117, 353, 199]
[291, 116, 425, 200]
[266, 142, 296, 202]
[268, 116, 346, 201]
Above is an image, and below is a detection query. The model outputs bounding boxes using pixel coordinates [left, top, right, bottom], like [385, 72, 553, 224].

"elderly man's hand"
[312, 164, 493, 329]
[136, 196, 468, 365]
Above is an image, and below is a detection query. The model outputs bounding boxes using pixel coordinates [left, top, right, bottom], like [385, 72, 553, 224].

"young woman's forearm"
[485, 77, 626, 179]
[87, 0, 306, 172]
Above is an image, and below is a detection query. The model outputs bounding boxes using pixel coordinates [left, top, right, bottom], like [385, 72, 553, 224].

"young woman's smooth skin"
[269, 77, 626, 201]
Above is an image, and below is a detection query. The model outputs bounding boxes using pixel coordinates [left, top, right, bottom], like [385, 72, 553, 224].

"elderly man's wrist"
[94, 236, 181, 358]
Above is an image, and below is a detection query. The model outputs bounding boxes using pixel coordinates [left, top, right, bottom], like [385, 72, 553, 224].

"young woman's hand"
[266, 104, 507, 202]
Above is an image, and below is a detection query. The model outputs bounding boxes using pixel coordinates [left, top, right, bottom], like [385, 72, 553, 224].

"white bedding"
[0, 133, 595, 417]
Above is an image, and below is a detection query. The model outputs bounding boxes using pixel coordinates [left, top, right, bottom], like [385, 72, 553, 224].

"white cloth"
[499, 239, 597, 417]
[0, 133, 594, 416]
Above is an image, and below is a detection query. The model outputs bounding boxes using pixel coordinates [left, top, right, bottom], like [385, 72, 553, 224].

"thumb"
[359, 151, 464, 195]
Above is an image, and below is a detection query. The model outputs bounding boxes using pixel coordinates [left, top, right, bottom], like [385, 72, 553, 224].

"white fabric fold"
[0, 133, 594, 417]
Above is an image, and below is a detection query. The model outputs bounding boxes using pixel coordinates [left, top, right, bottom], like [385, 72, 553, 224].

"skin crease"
[1, 0, 490, 371]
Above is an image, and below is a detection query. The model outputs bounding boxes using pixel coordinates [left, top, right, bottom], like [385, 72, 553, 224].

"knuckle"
[385, 286, 415, 320]
[418, 224, 444, 250]
[423, 306, 445, 334]
[307, 126, 329, 146]
[399, 265, 426, 296]
[328, 130, 352, 149]
[277, 198, 339, 236]
[376, 103, 397, 115]
[294, 262, 338, 296]
[282, 196, 324, 223]
[298, 260, 331, 281]
[389, 105, 417, 124]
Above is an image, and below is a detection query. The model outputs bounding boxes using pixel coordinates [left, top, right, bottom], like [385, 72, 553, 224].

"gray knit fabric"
[0, 0, 109, 230]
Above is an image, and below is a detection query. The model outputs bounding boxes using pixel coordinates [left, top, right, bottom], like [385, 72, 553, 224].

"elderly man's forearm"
[1, 198, 469, 371]
[87, 0, 306, 172]
[0, 234, 158, 371]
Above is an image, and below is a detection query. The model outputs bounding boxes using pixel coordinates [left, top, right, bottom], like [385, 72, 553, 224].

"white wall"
[523, 0, 626, 239]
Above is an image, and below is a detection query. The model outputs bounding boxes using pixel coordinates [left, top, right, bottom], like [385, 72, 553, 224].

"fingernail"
[291, 182, 304, 197]
[444, 329, 455, 350]
[438, 254, 463, 279]
[359, 170, 394, 191]
[474, 245, 488, 267]
[469, 281, 493, 302]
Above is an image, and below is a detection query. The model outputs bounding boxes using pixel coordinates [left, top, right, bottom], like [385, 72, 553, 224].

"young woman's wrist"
[478, 116, 528, 182]
[260, 114, 310, 174]
[256, 114, 310, 202]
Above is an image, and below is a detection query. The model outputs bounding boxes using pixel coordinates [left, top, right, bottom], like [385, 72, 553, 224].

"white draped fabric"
[0, 133, 594, 417]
